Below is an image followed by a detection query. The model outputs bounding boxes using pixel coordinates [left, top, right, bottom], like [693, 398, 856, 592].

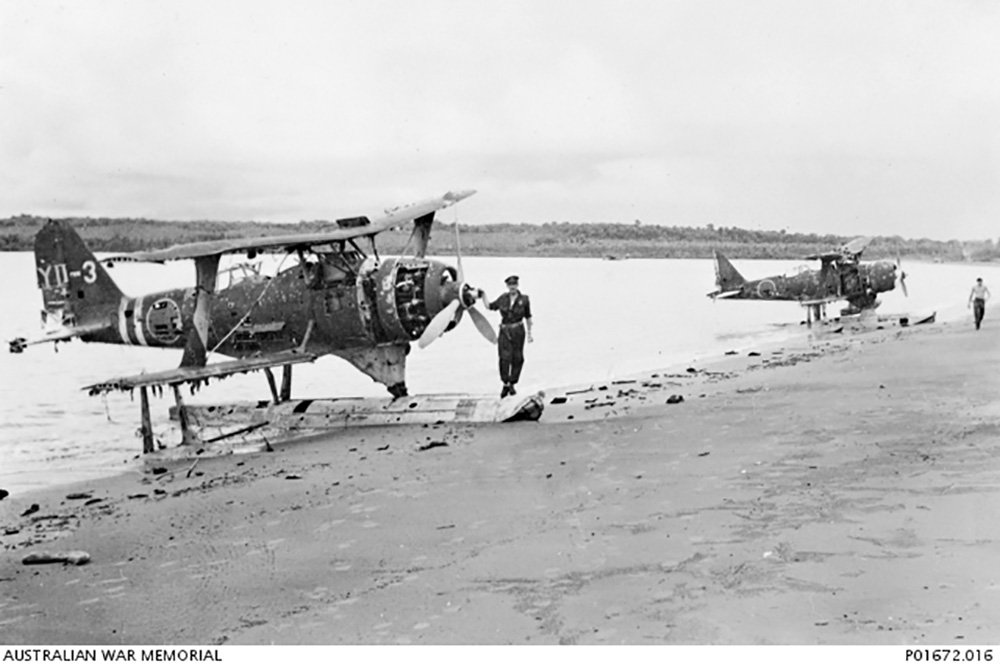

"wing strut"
[180, 254, 221, 368]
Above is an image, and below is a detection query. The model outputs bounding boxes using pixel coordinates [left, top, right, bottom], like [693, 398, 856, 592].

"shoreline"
[0, 310, 866, 498]
[1, 316, 997, 644]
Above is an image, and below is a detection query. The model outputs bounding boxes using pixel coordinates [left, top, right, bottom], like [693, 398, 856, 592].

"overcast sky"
[1, 0, 997, 240]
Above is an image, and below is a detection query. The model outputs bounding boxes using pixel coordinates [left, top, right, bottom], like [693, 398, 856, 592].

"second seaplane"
[707, 236, 908, 325]
[10, 191, 508, 449]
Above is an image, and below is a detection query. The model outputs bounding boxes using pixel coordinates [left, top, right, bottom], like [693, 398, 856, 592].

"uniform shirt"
[489, 291, 532, 325]
[971, 284, 990, 300]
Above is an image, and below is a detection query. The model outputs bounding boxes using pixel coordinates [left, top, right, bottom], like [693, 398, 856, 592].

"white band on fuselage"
[117, 297, 132, 345]
[133, 295, 147, 347]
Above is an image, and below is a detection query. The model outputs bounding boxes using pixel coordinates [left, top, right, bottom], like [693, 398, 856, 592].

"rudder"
[713, 250, 746, 292]
[34, 220, 124, 331]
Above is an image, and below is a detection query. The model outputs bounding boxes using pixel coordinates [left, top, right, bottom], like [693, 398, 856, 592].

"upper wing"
[84, 349, 320, 394]
[106, 190, 475, 263]
[804, 236, 872, 262]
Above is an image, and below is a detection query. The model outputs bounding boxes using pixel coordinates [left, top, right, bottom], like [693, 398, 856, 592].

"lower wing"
[84, 350, 320, 395]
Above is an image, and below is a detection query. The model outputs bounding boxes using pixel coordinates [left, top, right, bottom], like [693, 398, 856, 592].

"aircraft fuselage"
[80, 255, 461, 358]
[718, 260, 898, 305]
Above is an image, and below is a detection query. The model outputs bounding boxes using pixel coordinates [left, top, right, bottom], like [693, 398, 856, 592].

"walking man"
[968, 277, 991, 330]
[479, 275, 533, 398]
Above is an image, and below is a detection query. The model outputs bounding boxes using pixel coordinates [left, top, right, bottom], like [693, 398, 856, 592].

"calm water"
[1, 251, 994, 493]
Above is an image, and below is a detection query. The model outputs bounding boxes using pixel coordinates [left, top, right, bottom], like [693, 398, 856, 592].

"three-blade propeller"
[417, 221, 498, 349]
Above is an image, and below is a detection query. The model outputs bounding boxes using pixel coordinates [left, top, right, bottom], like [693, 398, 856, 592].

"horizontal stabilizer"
[9, 321, 109, 353]
[707, 289, 742, 299]
[84, 350, 319, 394]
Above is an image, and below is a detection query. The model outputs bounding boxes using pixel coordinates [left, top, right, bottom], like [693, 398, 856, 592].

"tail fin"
[711, 250, 746, 294]
[34, 220, 124, 333]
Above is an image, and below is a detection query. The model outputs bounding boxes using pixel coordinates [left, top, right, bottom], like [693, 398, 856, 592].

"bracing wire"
[209, 252, 293, 355]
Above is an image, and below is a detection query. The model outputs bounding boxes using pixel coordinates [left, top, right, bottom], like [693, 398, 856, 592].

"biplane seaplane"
[706, 236, 908, 325]
[9, 190, 505, 451]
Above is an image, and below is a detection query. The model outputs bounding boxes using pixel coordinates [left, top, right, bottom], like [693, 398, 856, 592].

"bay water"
[0, 251, 993, 493]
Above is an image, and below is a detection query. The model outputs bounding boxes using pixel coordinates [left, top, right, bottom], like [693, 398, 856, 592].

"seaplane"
[8, 190, 543, 453]
[707, 236, 909, 325]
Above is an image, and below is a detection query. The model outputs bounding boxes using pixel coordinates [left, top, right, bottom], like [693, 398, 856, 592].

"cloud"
[0, 0, 997, 239]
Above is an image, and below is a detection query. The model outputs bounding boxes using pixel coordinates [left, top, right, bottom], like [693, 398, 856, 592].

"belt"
[500, 321, 524, 328]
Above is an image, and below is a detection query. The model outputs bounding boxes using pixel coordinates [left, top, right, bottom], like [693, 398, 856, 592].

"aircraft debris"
[417, 441, 448, 452]
[22, 550, 91, 566]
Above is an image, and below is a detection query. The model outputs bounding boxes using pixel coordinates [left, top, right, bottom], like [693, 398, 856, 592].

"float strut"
[280, 364, 292, 402]
[264, 368, 281, 405]
[140, 386, 154, 454]
[172, 384, 198, 447]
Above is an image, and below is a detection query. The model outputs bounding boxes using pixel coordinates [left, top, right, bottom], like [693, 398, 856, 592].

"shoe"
[500, 385, 510, 398]
[509, 385, 517, 396]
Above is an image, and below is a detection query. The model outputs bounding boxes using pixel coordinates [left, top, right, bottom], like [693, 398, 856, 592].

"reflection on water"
[1, 251, 996, 493]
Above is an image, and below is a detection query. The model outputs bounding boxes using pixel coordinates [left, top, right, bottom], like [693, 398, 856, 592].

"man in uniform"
[479, 275, 533, 398]
[968, 277, 991, 330]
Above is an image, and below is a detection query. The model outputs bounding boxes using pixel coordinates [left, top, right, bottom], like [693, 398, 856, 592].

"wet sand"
[1, 318, 998, 644]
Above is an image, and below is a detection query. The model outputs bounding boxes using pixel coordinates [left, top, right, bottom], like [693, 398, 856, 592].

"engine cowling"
[864, 261, 898, 294]
[370, 257, 461, 342]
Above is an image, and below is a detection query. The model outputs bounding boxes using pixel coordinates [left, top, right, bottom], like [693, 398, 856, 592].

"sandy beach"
[1, 317, 998, 645]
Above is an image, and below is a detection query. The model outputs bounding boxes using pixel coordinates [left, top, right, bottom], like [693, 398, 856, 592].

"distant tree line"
[1, 213, 996, 262]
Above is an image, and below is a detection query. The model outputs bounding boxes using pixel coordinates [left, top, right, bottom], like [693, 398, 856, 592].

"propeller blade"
[467, 305, 498, 345]
[453, 220, 465, 284]
[896, 255, 908, 297]
[417, 300, 460, 349]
